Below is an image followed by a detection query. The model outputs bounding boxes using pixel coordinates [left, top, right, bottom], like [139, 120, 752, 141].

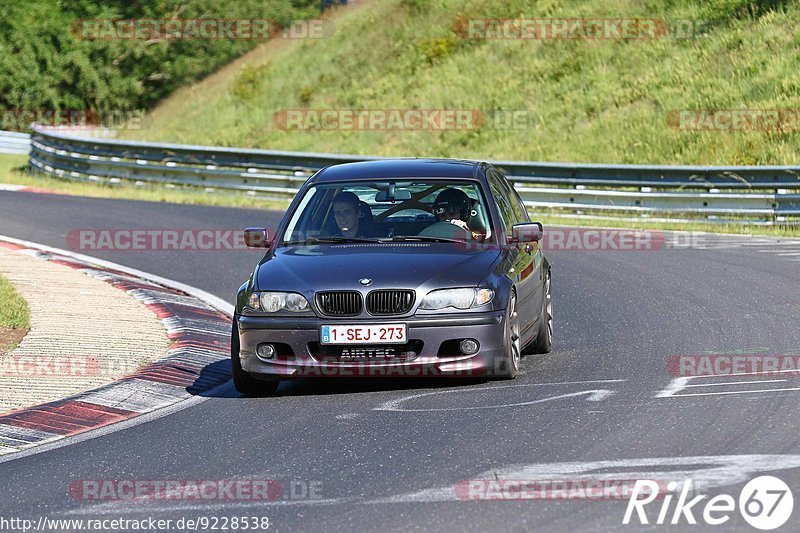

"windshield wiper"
[282, 236, 380, 245]
[381, 235, 465, 244]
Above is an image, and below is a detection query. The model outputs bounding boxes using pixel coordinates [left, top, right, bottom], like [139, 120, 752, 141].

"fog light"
[459, 339, 479, 355]
[256, 343, 276, 361]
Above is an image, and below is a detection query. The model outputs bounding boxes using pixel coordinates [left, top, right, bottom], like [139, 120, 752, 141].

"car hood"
[255, 243, 501, 292]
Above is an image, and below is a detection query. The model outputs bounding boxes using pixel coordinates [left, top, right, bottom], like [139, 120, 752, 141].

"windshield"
[280, 179, 495, 245]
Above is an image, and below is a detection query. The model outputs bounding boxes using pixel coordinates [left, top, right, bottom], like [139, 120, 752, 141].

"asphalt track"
[1, 190, 800, 532]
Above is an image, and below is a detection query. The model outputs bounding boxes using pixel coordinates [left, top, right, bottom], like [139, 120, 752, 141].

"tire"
[493, 291, 521, 380]
[525, 270, 552, 355]
[231, 319, 280, 396]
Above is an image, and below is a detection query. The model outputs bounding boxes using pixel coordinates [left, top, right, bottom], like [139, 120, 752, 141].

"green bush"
[298, 86, 316, 105]
[233, 63, 270, 102]
[0, 0, 318, 130]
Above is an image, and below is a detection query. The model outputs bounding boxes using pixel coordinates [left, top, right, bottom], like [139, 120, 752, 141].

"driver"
[432, 188, 472, 232]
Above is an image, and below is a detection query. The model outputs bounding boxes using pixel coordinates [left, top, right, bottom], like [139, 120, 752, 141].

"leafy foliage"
[0, 0, 317, 130]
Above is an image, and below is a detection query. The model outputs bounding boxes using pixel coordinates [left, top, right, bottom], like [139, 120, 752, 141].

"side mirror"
[512, 222, 543, 243]
[244, 227, 270, 248]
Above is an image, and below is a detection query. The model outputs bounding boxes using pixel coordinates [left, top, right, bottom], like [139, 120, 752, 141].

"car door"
[488, 169, 539, 338]
[504, 173, 546, 338]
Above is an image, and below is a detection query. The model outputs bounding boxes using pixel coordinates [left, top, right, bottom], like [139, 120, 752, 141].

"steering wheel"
[418, 221, 473, 240]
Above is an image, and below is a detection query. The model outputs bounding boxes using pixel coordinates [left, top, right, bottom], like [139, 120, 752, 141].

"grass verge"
[533, 214, 800, 238]
[0, 274, 28, 330]
[0, 273, 29, 355]
[0, 155, 288, 210]
[123, 0, 800, 166]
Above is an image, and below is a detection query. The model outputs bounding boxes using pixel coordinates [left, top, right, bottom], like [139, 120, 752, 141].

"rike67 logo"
[624, 476, 793, 530]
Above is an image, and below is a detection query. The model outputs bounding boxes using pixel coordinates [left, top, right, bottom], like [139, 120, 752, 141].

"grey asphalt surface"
[1, 190, 800, 532]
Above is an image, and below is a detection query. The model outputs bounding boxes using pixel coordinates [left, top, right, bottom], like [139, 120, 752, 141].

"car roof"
[310, 159, 487, 183]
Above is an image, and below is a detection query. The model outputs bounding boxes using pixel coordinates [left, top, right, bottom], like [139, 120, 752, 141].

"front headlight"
[246, 291, 310, 313]
[419, 288, 494, 310]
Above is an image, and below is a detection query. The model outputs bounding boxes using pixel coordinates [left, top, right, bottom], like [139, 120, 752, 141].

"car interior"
[314, 184, 492, 241]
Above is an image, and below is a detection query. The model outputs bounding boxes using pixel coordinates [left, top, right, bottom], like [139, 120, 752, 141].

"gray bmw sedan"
[232, 159, 552, 395]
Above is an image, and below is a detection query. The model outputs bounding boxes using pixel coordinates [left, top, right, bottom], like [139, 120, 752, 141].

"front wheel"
[231, 320, 280, 396]
[525, 270, 552, 354]
[493, 291, 521, 379]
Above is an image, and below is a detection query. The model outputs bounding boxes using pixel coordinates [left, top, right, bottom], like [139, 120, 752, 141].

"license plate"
[320, 324, 407, 345]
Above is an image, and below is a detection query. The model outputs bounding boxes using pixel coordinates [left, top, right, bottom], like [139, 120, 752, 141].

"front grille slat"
[316, 291, 362, 316]
[366, 290, 415, 316]
[316, 290, 414, 316]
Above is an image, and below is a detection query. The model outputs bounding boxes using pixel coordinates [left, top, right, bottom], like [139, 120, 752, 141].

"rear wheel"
[525, 270, 552, 354]
[231, 320, 280, 396]
[493, 291, 520, 379]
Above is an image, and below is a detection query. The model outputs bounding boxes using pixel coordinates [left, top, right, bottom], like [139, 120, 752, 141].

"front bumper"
[237, 311, 507, 379]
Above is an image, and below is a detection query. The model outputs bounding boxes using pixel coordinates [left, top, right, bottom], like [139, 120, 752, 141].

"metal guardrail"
[28, 126, 800, 223]
[0, 131, 30, 155]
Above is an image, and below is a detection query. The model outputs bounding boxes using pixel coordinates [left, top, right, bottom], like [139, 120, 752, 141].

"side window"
[488, 171, 515, 236]
[494, 170, 528, 223]
[511, 188, 530, 223]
